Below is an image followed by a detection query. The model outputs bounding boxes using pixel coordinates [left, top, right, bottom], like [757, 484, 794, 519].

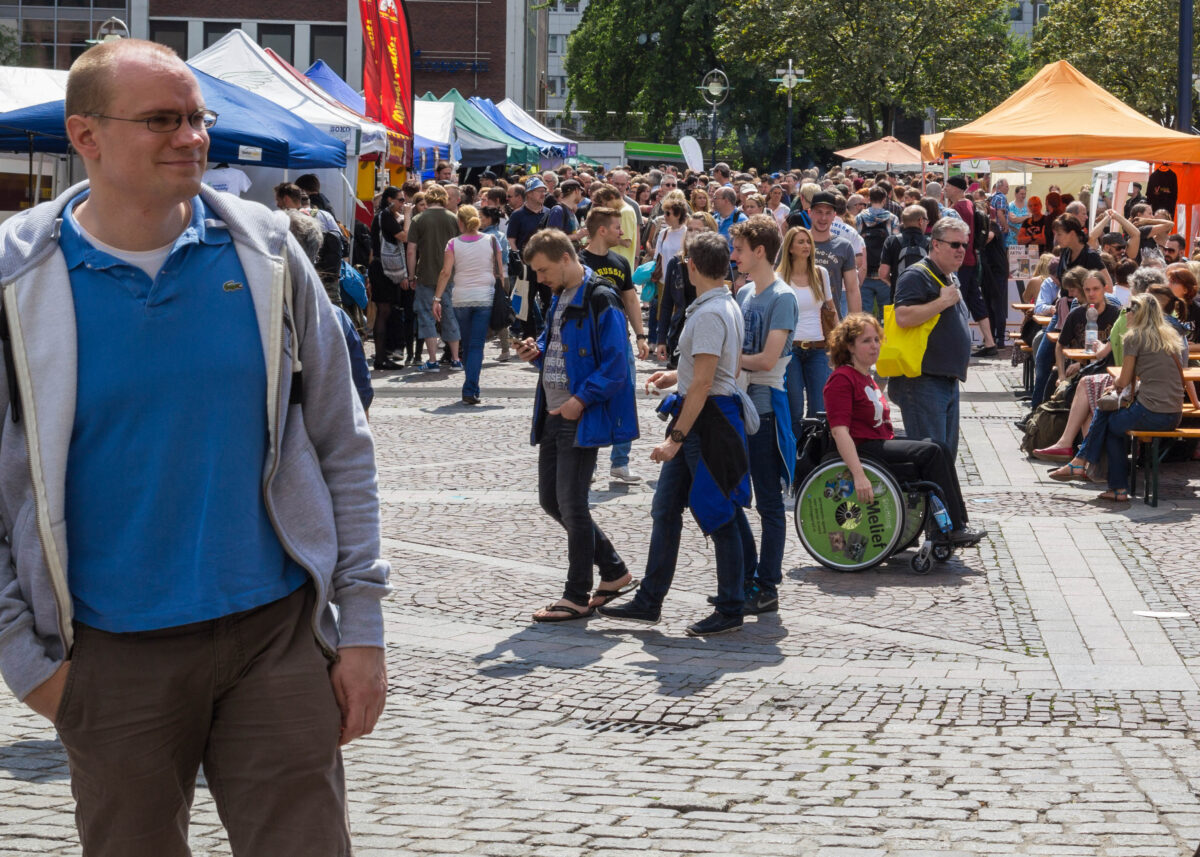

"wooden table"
[1012, 303, 1034, 312]
[1046, 331, 1059, 343]
[1063, 348, 1099, 362]
[1034, 315, 1052, 327]
[1190, 342, 1200, 356]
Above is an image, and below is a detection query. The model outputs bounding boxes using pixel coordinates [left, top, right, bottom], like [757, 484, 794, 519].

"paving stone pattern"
[4, 345, 1200, 855]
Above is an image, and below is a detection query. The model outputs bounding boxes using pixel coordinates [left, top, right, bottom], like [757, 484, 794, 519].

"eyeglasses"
[87, 109, 218, 133]
[937, 240, 967, 250]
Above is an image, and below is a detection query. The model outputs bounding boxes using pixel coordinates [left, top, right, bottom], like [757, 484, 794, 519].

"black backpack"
[972, 208, 988, 258]
[861, 218, 889, 277]
[893, 234, 930, 288]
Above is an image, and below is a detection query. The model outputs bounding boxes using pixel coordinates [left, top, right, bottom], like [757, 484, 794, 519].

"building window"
[258, 23, 293, 65]
[149, 20, 188, 58]
[310, 25, 346, 78]
[1008, 3, 1023, 20]
[563, 0, 579, 11]
[204, 22, 238, 48]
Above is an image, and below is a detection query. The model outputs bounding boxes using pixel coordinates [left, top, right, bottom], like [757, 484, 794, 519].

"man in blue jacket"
[515, 229, 638, 623]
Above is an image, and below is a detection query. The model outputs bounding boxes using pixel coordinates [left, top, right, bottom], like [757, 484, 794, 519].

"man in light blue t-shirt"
[730, 216, 797, 616]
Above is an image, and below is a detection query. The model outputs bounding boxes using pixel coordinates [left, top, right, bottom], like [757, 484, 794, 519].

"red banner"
[374, 0, 414, 139]
[359, 0, 383, 124]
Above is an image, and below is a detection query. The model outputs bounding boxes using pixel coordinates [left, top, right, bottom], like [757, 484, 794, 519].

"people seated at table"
[1029, 266, 1088, 410]
[1021, 253, 1058, 305]
[1048, 294, 1188, 501]
[1033, 270, 1158, 461]
[1053, 270, 1121, 390]
[823, 313, 985, 546]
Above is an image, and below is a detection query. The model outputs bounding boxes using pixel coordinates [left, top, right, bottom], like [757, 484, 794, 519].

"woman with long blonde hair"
[1049, 294, 1189, 500]
[778, 225, 836, 434]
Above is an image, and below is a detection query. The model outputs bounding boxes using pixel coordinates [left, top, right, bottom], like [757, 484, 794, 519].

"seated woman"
[1032, 267, 1165, 461]
[823, 314, 986, 546]
[1049, 294, 1188, 500]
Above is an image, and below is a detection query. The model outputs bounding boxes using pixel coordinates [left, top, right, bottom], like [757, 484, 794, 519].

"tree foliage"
[715, 0, 1024, 140]
[1032, 0, 1189, 126]
[0, 25, 19, 66]
[563, 0, 722, 140]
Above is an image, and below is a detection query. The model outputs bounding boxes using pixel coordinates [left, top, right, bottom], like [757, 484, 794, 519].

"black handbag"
[489, 278, 515, 331]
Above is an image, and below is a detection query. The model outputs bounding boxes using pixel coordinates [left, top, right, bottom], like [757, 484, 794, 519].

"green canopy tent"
[624, 141, 686, 164]
[421, 90, 539, 166]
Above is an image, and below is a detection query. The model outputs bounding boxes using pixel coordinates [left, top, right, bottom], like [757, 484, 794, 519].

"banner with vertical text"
[374, 0, 414, 139]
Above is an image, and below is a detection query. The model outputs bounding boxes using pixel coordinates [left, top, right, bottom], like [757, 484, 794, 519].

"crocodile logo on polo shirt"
[222, 281, 244, 292]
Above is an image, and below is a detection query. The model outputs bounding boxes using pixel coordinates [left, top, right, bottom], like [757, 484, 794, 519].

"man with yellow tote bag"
[882, 219, 973, 460]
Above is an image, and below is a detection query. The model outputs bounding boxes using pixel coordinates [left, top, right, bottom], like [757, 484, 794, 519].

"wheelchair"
[792, 416, 959, 574]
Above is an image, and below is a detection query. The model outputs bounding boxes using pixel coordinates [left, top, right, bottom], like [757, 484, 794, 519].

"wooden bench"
[1129, 428, 1200, 506]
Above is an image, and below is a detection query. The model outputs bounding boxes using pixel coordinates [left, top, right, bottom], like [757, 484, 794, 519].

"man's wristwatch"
[636, 334, 647, 340]
[669, 428, 686, 443]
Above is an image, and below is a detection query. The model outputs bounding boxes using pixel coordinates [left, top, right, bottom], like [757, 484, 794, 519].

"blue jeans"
[610, 343, 637, 468]
[454, 304, 490, 398]
[1076, 402, 1181, 491]
[538, 415, 627, 605]
[736, 413, 787, 597]
[860, 277, 891, 320]
[1031, 331, 1056, 408]
[784, 345, 831, 436]
[835, 291, 849, 317]
[632, 432, 744, 616]
[888, 374, 961, 462]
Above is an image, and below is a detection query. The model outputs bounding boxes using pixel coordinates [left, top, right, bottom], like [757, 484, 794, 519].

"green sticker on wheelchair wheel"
[797, 463, 903, 568]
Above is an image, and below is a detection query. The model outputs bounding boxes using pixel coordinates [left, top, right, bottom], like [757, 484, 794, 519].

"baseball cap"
[739, 182, 757, 195]
[480, 169, 497, 180]
[810, 191, 839, 210]
[525, 177, 547, 192]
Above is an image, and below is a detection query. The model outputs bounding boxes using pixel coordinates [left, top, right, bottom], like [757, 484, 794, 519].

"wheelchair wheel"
[932, 543, 954, 563]
[898, 492, 928, 552]
[794, 458, 907, 571]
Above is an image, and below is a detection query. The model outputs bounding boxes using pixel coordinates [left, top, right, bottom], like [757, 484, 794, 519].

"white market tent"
[1089, 159, 1150, 227]
[414, 99, 458, 170]
[496, 98, 577, 157]
[191, 30, 387, 160]
[0, 67, 67, 112]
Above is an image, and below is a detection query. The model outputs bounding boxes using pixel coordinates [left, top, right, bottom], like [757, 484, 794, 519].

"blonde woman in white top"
[779, 225, 836, 434]
[434, 204, 505, 404]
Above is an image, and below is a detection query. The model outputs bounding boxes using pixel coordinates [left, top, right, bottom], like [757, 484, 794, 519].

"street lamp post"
[1180, 0, 1194, 132]
[698, 69, 729, 170]
[769, 60, 808, 171]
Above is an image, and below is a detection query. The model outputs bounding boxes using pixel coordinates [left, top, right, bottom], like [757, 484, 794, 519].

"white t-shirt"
[830, 218, 865, 256]
[770, 203, 789, 226]
[655, 225, 686, 270]
[202, 166, 252, 197]
[790, 266, 832, 342]
[446, 233, 499, 306]
[77, 220, 174, 281]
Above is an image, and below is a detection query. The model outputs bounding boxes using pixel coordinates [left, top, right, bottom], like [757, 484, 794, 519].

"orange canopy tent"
[834, 135, 923, 167]
[920, 61, 1200, 165]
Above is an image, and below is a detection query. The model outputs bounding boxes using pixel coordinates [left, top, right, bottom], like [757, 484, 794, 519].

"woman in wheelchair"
[824, 314, 986, 547]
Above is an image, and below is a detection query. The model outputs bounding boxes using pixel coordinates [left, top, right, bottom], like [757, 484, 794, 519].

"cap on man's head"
[810, 191, 839, 210]
[525, 177, 547, 192]
[946, 175, 969, 191]
[739, 182, 757, 195]
[481, 169, 497, 180]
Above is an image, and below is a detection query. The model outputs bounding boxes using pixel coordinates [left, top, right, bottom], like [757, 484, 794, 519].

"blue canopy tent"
[304, 59, 366, 115]
[0, 66, 347, 168]
[304, 60, 459, 174]
[468, 96, 564, 158]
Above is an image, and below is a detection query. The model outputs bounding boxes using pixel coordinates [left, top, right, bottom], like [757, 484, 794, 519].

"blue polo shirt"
[61, 194, 307, 632]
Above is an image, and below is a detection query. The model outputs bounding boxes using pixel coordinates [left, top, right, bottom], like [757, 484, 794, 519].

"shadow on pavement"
[0, 739, 70, 781]
[788, 552, 982, 597]
[471, 622, 625, 677]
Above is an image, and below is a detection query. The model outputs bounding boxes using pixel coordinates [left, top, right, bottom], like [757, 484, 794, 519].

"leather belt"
[793, 340, 826, 350]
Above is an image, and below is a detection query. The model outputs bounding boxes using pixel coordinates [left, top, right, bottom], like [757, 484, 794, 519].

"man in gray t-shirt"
[815, 235, 857, 316]
[598, 232, 750, 637]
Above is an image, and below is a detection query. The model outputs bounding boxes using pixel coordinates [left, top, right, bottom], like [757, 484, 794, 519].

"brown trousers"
[55, 584, 351, 857]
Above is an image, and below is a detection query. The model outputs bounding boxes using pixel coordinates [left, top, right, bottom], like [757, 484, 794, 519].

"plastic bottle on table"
[1085, 304, 1099, 353]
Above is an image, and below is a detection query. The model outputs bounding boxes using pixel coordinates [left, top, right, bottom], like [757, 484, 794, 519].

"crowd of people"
[276, 153, 1200, 628]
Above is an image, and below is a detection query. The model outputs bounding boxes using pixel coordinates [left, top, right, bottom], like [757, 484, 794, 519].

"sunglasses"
[937, 240, 968, 250]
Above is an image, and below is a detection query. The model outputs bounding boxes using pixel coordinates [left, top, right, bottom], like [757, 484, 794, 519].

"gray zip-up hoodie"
[0, 182, 390, 702]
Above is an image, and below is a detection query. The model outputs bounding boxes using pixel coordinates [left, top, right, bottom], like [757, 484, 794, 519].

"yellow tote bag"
[876, 264, 945, 378]
[877, 305, 938, 377]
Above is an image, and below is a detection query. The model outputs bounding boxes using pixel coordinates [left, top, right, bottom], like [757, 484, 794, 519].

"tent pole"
[26, 132, 34, 210]
[1180, 0, 1194, 133]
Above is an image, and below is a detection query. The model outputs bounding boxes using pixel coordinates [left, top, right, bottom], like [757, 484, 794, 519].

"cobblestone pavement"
[5, 341, 1200, 856]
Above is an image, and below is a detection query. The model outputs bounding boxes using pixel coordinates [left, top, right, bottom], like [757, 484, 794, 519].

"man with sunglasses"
[0, 39, 387, 855]
[888, 218, 973, 461]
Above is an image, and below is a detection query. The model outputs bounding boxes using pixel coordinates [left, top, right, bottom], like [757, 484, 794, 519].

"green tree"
[563, 0, 722, 140]
[715, 0, 1025, 140]
[1032, 0, 1189, 126]
[0, 24, 20, 66]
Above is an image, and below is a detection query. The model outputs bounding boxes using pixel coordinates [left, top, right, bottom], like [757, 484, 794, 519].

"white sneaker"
[610, 466, 642, 483]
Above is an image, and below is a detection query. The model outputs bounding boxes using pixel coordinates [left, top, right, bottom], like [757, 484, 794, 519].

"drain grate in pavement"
[575, 719, 701, 736]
